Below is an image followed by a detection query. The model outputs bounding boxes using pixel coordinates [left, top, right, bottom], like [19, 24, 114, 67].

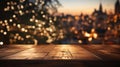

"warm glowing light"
[41, 11, 44, 14]
[13, 15, 16, 18]
[19, 10, 23, 15]
[46, 39, 53, 43]
[42, 22, 45, 25]
[19, 10, 22, 13]
[46, 28, 53, 32]
[14, 36, 17, 39]
[42, 15, 46, 18]
[0, 42, 3, 45]
[21, 38, 24, 41]
[108, 27, 111, 30]
[114, 15, 117, 22]
[5, 22, 8, 25]
[84, 32, 90, 37]
[25, 30, 28, 32]
[2, 24, 5, 26]
[49, 20, 52, 23]
[91, 28, 95, 33]
[18, 36, 22, 40]
[0, 30, 4, 33]
[35, 19, 38, 22]
[29, 3, 32, 6]
[38, 24, 42, 27]
[52, 33, 57, 36]
[21, 28, 25, 31]
[88, 37, 92, 42]
[54, 17, 57, 21]
[13, 23, 16, 26]
[3, 32, 7, 35]
[7, 2, 10, 5]
[4, 6, 10, 11]
[11, 6, 14, 10]
[75, 16, 79, 20]
[40, 33, 44, 36]
[6, 26, 10, 29]
[20, 0, 25, 3]
[30, 18, 34, 22]
[32, 10, 35, 13]
[93, 33, 98, 39]
[16, 33, 19, 36]
[4, 20, 7, 23]
[17, 24, 21, 28]
[9, 19, 13, 22]
[35, 2, 38, 5]
[21, 5, 24, 9]
[26, 35, 31, 38]
[32, 26, 35, 29]
[71, 27, 76, 31]
[0, 21, 2, 24]
[78, 40, 82, 44]
[74, 30, 78, 34]
[59, 32, 64, 39]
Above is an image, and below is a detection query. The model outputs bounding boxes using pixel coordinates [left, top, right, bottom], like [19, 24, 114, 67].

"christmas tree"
[0, 0, 64, 45]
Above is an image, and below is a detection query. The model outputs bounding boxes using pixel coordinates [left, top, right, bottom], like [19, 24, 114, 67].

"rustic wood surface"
[0, 45, 120, 60]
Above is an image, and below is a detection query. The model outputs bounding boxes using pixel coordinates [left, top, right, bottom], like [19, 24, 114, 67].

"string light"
[29, 3, 32, 6]
[84, 32, 91, 37]
[9, 19, 13, 22]
[17, 24, 21, 28]
[1, 0, 65, 44]
[49, 20, 52, 23]
[0, 42, 3, 45]
[32, 26, 35, 29]
[32, 10, 35, 13]
[35, 2, 38, 5]
[0, 30, 4, 33]
[78, 40, 82, 44]
[35, 19, 38, 22]
[2, 24, 5, 26]
[3, 32, 7, 35]
[0, 21, 2, 24]
[13, 23, 16, 26]
[42, 15, 46, 18]
[41, 11, 44, 14]
[21, 5, 24, 9]
[6, 26, 10, 29]
[30, 18, 34, 22]
[93, 33, 98, 39]
[13, 15, 16, 18]
[4, 20, 7, 23]
[19, 10, 23, 15]
[25, 30, 28, 32]
[88, 37, 92, 42]
[46, 38, 53, 43]
[16, 33, 19, 36]
[38, 24, 42, 27]
[26, 35, 31, 38]
[20, 0, 25, 3]
[7, 2, 10, 5]
[11, 6, 14, 10]
[91, 28, 95, 33]
[21, 28, 25, 32]
[18, 36, 21, 40]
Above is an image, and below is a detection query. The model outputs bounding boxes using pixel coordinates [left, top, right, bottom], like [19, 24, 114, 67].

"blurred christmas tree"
[0, 0, 64, 45]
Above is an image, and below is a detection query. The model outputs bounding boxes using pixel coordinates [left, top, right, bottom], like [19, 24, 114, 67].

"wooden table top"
[0, 45, 120, 60]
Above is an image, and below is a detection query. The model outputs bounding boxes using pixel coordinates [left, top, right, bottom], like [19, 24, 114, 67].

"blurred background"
[0, 0, 120, 45]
